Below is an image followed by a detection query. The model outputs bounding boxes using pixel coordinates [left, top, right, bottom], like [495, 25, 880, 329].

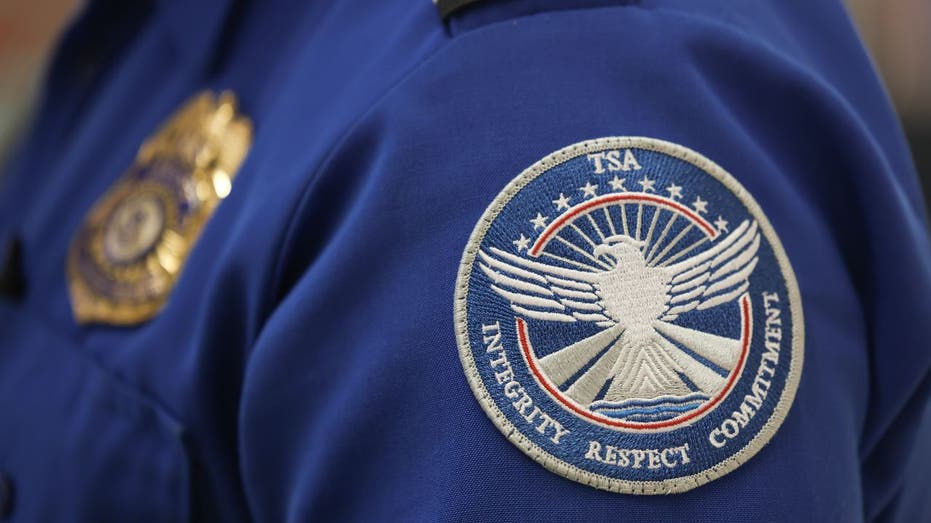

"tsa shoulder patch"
[454, 137, 804, 494]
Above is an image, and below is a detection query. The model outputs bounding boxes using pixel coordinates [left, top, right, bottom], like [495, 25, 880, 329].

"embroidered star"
[512, 234, 531, 251]
[579, 182, 598, 198]
[638, 176, 656, 193]
[666, 183, 683, 200]
[552, 193, 571, 211]
[530, 213, 549, 230]
[692, 196, 708, 214]
[714, 216, 729, 234]
[608, 176, 626, 191]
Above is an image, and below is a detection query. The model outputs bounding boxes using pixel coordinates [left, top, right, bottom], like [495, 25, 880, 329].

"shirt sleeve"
[235, 3, 931, 521]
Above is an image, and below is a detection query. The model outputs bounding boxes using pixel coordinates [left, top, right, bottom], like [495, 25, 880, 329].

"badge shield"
[67, 91, 252, 325]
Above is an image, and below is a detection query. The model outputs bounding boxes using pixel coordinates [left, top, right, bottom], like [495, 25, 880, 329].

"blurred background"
[1, 1, 929, 205]
[0, 0, 77, 168]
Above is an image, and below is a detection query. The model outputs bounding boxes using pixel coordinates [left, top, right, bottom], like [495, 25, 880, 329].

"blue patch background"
[465, 146, 796, 483]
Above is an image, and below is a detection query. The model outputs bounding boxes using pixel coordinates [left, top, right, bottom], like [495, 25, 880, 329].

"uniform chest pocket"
[0, 300, 190, 522]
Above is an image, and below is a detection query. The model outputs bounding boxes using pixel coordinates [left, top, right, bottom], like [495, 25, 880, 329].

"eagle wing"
[660, 220, 760, 321]
[478, 247, 614, 326]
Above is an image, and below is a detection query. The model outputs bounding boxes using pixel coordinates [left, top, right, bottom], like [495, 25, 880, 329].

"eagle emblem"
[481, 207, 759, 424]
[479, 209, 760, 422]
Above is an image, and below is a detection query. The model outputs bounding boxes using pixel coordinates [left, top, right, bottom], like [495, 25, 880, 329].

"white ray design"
[538, 324, 625, 386]
[587, 214, 607, 242]
[654, 335, 729, 395]
[654, 321, 742, 370]
[646, 214, 678, 263]
[565, 337, 626, 405]
[603, 207, 617, 236]
[619, 203, 630, 237]
[635, 203, 644, 240]
[642, 207, 662, 253]
[649, 224, 694, 267]
[570, 222, 600, 251]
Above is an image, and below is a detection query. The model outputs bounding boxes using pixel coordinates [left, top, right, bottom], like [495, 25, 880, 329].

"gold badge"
[67, 91, 253, 325]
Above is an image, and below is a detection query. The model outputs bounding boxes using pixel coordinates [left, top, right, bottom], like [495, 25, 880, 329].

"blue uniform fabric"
[1, 0, 930, 521]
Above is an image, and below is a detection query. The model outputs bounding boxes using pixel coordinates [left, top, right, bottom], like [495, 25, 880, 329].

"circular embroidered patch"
[455, 137, 803, 494]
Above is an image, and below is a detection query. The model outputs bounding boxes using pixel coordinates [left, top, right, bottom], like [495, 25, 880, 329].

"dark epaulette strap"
[434, 0, 485, 19]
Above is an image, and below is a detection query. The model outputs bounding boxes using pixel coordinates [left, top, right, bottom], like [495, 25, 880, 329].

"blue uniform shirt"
[1, 0, 930, 521]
